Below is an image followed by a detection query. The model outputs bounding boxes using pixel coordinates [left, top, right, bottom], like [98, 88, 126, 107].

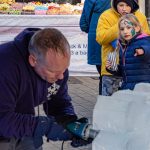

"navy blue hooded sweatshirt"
[0, 28, 76, 138]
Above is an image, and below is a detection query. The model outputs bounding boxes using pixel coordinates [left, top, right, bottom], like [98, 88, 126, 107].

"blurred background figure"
[80, 0, 110, 95]
[15, 0, 81, 4]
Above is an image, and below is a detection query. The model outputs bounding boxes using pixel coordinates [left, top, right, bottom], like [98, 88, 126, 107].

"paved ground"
[43, 76, 99, 150]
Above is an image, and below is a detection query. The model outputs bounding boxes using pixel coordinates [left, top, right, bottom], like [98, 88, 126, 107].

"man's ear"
[28, 54, 37, 67]
[135, 26, 141, 33]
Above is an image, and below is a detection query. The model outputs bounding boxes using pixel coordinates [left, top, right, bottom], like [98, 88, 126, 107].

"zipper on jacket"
[122, 45, 127, 82]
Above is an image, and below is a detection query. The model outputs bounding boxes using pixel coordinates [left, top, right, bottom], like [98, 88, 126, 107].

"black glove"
[76, 117, 89, 123]
[33, 116, 52, 148]
[46, 121, 72, 141]
[71, 137, 93, 147]
[33, 116, 73, 149]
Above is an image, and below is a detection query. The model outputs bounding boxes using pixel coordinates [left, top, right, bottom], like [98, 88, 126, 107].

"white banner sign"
[0, 15, 98, 76]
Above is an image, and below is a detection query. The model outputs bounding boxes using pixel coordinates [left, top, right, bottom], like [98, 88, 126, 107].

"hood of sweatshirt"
[14, 28, 41, 60]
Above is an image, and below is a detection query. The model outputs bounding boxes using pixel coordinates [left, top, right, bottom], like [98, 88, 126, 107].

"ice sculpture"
[92, 83, 150, 150]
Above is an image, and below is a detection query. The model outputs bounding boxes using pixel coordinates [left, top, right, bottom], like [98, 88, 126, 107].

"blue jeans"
[102, 75, 122, 96]
[0, 137, 42, 150]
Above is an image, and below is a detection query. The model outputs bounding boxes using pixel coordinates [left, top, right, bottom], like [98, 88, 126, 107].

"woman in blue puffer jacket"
[80, 0, 110, 94]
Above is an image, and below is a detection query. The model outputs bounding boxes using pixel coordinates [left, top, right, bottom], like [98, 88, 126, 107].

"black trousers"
[96, 65, 102, 95]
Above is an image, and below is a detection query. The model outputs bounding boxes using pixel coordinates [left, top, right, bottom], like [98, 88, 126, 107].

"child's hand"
[134, 48, 144, 56]
[106, 60, 112, 70]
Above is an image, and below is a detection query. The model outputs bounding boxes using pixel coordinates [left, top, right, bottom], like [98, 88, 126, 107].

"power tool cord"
[61, 141, 65, 150]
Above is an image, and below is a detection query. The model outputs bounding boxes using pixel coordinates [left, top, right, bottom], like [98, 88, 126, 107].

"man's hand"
[33, 116, 53, 148]
[33, 116, 93, 149]
[46, 121, 72, 141]
[33, 116, 72, 149]
[134, 48, 144, 56]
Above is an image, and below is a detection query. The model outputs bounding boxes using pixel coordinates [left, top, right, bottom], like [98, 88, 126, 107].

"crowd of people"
[81, 0, 150, 96]
[96, 0, 150, 96]
[0, 0, 150, 150]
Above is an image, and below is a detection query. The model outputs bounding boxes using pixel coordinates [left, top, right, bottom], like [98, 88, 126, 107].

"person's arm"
[142, 45, 150, 58]
[134, 46, 150, 60]
[111, 39, 118, 49]
[96, 11, 118, 45]
[80, 5, 89, 33]
[0, 68, 36, 138]
[79, 0, 89, 33]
